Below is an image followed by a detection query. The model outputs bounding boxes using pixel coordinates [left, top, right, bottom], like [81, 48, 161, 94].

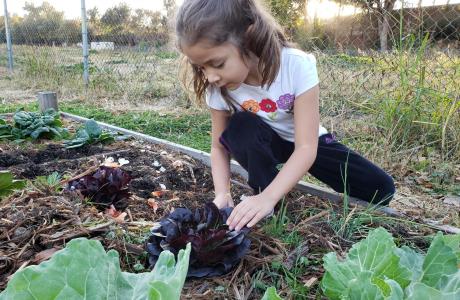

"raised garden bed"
[0, 113, 458, 299]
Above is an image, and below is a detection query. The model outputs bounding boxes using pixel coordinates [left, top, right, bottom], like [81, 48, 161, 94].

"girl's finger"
[227, 206, 244, 229]
[229, 204, 253, 230]
[247, 212, 264, 228]
[227, 201, 248, 226]
[234, 210, 256, 231]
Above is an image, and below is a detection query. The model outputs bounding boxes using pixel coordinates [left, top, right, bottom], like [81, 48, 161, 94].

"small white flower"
[118, 158, 129, 166]
[159, 183, 167, 190]
[105, 157, 115, 164]
[153, 160, 161, 167]
[159, 166, 166, 172]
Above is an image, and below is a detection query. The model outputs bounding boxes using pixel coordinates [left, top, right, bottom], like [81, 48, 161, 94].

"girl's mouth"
[226, 84, 238, 91]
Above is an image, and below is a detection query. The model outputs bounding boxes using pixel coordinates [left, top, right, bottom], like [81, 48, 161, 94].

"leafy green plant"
[146, 202, 251, 278]
[0, 170, 27, 198]
[321, 227, 460, 299]
[11, 108, 67, 140]
[0, 238, 191, 300]
[261, 287, 283, 300]
[268, 252, 312, 298]
[0, 118, 13, 139]
[64, 119, 114, 149]
[34, 172, 62, 193]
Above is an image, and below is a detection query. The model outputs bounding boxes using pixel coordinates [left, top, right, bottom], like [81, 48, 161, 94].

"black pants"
[220, 112, 395, 205]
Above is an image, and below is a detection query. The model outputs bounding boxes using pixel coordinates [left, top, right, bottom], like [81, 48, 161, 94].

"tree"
[100, 3, 132, 44]
[95, 3, 169, 46]
[87, 7, 100, 23]
[0, 16, 4, 43]
[264, 0, 306, 37]
[100, 3, 131, 27]
[343, 0, 397, 51]
[163, 0, 177, 19]
[18, 1, 67, 44]
[87, 7, 102, 41]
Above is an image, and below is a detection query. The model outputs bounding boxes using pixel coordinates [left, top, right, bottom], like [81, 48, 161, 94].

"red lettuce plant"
[146, 202, 251, 277]
[67, 166, 131, 210]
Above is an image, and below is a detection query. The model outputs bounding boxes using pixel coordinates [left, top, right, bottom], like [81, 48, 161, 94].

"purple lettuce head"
[146, 202, 251, 278]
[67, 166, 131, 210]
[277, 93, 295, 110]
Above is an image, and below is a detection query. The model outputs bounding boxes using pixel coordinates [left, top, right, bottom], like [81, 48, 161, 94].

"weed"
[34, 172, 62, 193]
[60, 62, 98, 75]
[107, 59, 128, 65]
[155, 50, 179, 59]
[282, 230, 303, 248]
[263, 198, 289, 238]
[267, 258, 311, 298]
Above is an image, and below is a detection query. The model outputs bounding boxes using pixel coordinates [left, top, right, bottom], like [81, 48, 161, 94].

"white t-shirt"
[206, 47, 328, 142]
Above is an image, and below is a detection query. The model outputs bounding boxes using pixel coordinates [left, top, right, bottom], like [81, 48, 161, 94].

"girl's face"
[181, 40, 260, 90]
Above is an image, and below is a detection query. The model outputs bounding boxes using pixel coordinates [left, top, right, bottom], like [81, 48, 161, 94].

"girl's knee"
[372, 174, 395, 206]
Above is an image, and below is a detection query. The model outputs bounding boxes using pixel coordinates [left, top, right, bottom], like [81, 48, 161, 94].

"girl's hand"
[226, 194, 277, 231]
[213, 192, 234, 209]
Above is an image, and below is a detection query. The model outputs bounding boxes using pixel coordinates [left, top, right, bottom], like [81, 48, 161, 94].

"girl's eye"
[214, 62, 225, 69]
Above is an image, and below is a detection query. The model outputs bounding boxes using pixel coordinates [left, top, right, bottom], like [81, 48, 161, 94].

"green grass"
[262, 198, 289, 238]
[0, 102, 212, 152]
[64, 104, 211, 151]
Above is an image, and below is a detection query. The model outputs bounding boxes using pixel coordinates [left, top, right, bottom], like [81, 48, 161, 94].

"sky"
[1, 0, 458, 20]
[1, 0, 184, 19]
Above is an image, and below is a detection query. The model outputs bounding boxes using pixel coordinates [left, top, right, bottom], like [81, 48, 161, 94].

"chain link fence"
[0, 0, 182, 107]
[1, 0, 459, 158]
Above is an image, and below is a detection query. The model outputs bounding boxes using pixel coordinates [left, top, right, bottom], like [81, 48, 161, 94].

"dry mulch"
[0, 138, 445, 299]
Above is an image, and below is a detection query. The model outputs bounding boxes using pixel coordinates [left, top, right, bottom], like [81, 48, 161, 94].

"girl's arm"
[227, 85, 320, 230]
[210, 108, 234, 208]
[261, 85, 320, 202]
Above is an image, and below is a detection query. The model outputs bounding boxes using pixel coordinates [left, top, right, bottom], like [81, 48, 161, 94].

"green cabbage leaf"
[321, 227, 460, 300]
[0, 238, 191, 300]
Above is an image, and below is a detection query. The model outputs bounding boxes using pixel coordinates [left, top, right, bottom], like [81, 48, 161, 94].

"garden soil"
[0, 134, 445, 299]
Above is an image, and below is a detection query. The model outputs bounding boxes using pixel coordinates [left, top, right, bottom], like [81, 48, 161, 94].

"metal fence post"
[3, 0, 13, 73]
[80, 0, 89, 87]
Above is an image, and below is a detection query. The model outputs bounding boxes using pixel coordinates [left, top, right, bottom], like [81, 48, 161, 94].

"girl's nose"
[205, 71, 220, 84]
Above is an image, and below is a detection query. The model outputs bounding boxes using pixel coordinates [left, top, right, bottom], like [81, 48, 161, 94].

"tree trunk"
[378, 0, 397, 51]
[379, 12, 389, 51]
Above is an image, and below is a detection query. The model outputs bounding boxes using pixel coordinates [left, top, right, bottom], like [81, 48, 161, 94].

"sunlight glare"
[306, 0, 361, 21]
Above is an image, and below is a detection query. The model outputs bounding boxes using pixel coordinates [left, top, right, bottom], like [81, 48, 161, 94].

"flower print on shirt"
[259, 99, 278, 121]
[242, 99, 260, 113]
[277, 93, 295, 110]
[259, 99, 277, 113]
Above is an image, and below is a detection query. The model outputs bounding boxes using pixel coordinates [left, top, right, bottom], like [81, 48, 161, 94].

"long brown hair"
[176, 0, 289, 110]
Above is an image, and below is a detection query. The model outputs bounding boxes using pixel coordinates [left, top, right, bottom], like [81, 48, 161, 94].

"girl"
[176, 0, 395, 232]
